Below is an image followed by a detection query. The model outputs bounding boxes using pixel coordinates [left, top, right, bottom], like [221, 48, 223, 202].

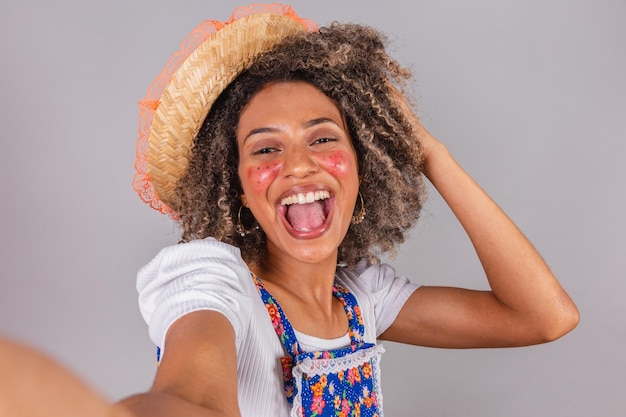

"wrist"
[421, 138, 450, 180]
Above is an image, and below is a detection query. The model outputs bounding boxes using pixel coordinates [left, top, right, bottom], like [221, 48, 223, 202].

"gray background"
[0, 0, 624, 416]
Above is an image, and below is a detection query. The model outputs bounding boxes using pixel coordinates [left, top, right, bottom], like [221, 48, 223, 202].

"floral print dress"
[253, 273, 385, 417]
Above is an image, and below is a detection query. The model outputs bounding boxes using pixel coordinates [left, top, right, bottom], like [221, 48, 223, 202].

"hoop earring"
[236, 205, 259, 237]
[351, 192, 366, 225]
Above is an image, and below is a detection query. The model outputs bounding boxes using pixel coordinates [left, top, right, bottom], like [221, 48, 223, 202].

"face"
[237, 81, 359, 265]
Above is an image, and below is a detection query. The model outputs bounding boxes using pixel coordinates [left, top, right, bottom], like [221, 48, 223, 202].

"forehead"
[238, 81, 344, 128]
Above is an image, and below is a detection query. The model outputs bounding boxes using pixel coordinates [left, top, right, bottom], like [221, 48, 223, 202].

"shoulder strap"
[252, 273, 366, 354]
[252, 273, 303, 357]
[332, 284, 366, 345]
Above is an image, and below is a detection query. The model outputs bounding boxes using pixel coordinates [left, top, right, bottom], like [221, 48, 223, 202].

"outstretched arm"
[0, 337, 133, 417]
[381, 116, 579, 348]
[119, 311, 241, 417]
[0, 311, 240, 417]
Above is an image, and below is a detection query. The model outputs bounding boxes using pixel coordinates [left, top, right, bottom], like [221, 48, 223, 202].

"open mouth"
[279, 190, 332, 233]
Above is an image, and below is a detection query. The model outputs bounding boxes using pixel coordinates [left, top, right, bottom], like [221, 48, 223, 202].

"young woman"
[0, 4, 579, 417]
[118, 5, 579, 416]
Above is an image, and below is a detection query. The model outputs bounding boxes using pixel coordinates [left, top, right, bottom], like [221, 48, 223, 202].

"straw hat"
[133, 4, 317, 215]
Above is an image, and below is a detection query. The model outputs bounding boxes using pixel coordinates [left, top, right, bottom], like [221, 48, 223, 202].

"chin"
[277, 239, 340, 265]
[293, 246, 336, 263]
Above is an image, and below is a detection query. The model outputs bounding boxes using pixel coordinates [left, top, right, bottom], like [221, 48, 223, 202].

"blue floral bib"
[252, 273, 385, 417]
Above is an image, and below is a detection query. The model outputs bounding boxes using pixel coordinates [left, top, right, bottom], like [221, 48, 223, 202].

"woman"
[0, 4, 579, 417]
[118, 4, 579, 416]
[0, 4, 577, 417]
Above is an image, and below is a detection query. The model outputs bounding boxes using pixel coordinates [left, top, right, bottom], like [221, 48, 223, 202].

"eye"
[253, 147, 278, 155]
[312, 137, 336, 145]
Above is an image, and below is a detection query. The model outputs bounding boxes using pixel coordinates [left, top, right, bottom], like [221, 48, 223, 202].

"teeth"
[281, 190, 330, 206]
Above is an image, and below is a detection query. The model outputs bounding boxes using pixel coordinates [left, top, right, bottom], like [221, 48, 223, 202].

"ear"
[240, 194, 248, 208]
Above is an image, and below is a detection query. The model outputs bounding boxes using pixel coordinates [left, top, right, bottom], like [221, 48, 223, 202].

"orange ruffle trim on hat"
[133, 4, 317, 216]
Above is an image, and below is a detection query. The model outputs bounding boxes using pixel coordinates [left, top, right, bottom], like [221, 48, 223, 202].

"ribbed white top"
[137, 237, 419, 416]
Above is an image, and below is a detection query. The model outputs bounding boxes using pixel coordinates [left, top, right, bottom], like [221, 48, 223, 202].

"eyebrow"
[242, 117, 341, 143]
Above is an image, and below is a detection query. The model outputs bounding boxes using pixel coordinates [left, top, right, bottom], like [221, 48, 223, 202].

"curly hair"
[173, 22, 426, 267]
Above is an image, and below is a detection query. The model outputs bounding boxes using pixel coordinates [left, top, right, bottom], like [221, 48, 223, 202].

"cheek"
[245, 163, 281, 194]
[318, 150, 356, 178]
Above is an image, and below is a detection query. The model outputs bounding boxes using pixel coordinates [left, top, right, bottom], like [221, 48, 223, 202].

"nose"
[283, 144, 319, 178]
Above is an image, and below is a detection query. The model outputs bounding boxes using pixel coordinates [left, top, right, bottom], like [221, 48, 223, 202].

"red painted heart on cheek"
[318, 150, 355, 178]
[246, 163, 281, 195]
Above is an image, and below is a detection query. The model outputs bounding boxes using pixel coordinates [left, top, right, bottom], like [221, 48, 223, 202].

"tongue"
[286, 201, 326, 231]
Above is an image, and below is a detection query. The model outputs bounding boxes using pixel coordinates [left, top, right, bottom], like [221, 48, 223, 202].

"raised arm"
[119, 311, 241, 417]
[381, 116, 579, 348]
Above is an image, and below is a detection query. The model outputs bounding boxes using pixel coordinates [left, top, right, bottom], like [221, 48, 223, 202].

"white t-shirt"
[137, 237, 419, 417]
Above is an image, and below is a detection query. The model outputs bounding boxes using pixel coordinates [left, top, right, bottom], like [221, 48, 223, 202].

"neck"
[250, 244, 349, 339]
[251, 246, 338, 303]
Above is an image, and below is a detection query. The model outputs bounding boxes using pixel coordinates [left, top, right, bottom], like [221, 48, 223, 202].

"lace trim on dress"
[295, 344, 385, 377]
[291, 344, 386, 417]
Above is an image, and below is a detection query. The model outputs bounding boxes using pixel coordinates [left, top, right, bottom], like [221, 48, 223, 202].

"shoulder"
[336, 258, 420, 337]
[139, 237, 247, 275]
[136, 238, 255, 351]
[137, 238, 250, 294]
[335, 258, 400, 293]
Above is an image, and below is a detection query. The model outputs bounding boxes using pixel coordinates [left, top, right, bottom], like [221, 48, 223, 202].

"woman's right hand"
[0, 337, 134, 417]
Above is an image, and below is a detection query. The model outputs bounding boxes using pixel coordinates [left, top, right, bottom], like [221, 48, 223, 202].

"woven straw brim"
[147, 13, 308, 209]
